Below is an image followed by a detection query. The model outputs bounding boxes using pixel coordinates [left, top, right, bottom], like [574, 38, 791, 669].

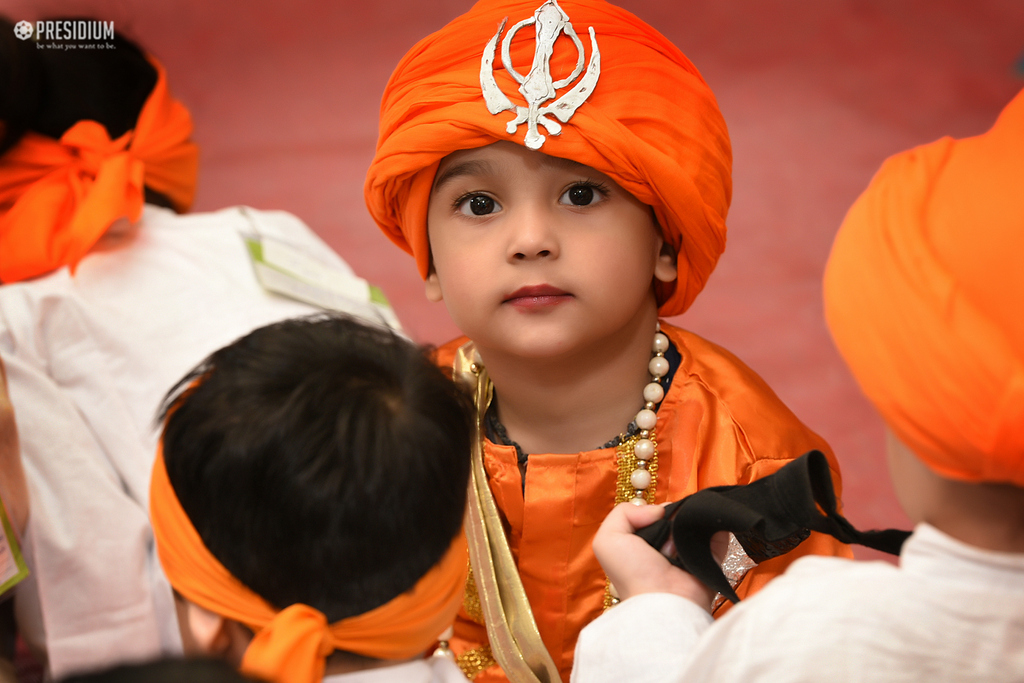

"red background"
[5, 0, 1023, 558]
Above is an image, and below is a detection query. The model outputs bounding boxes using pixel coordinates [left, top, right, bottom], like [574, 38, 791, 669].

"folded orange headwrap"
[150, 447, 468, 683]
[364, 0, 731, 316]
[0, 57, 198, 283]
[824, 88, 1024, 488]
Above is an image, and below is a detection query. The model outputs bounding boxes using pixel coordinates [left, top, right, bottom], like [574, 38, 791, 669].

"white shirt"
[323, 657, 468, 683]
[1, 205, 395, 679]
[573, 523, 1024, 682]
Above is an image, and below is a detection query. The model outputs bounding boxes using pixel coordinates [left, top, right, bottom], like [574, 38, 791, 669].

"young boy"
[574, 89, 1024, 682]
[150, 315, 473, 683]
[364, 1, 852, 680]
[0, 21, 397, 677]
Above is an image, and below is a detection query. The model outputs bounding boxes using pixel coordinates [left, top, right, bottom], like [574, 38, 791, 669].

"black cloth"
[636, 450, 912, 604]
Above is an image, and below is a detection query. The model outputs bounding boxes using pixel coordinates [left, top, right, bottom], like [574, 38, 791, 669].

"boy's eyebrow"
[545, 155, 594, 174]
[432, 160, 493, 192]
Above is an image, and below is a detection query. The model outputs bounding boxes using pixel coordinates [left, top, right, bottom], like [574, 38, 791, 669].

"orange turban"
[364, 0, 731, 316]
[150, 446, 468, 683]
[824, 88, 1024, 488]
[0, 57, 198, 283]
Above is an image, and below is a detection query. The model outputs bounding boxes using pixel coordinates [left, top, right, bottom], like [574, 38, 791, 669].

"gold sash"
[453, 343, 561, 683]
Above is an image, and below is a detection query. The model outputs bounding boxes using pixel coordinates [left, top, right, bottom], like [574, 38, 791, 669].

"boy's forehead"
[433, 141, 598, 191]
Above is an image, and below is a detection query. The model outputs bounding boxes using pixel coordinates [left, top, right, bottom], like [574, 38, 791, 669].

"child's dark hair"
[60, 658, 260, 683]
[158, 315, 473, 622]
[0, 16, 174, 208]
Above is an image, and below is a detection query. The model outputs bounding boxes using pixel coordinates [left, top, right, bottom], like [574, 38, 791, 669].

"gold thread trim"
[612, 430, 658, 505]
[457, 644, 498, 680]
[463, 561, 484, 624]
[604, 428, 658, 609]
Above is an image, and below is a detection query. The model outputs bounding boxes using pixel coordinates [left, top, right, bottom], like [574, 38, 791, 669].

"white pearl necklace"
[627, 325, 669, 505]
[606, 325, 670, 606]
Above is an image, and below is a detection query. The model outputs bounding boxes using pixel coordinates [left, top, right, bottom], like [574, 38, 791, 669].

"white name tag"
[243, 233, 402, 332]
[0, 498, 28, 596]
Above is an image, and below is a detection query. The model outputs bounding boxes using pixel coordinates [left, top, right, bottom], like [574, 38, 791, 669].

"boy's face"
[426, 141, 676, 361]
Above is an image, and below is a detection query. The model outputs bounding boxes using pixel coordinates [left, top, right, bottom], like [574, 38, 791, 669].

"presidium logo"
[13, 21, 32, 40]
[13, 19, 116, 49]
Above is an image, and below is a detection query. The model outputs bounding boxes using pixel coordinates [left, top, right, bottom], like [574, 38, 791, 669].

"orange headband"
[150, 447, 468, 683]
[364, 0, 731, 316]
[824, 88, 1024, 487]
[0, 56, 199, 283]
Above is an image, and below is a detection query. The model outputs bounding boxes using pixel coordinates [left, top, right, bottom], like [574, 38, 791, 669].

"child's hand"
[593, 503, 718, 612]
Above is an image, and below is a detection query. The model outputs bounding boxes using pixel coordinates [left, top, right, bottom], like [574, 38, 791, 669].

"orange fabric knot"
[59, 122, 136, 175]
[242, 605, 336, 683]
[0, 56, 198, 283]
[150, 445, 469, 683]
[363, 0, 732, 316]
[824, 87, 1024, 487]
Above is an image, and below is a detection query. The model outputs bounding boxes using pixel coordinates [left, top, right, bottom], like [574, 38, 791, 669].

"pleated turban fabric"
[824, 88, 1024, 487]
[0, 58, 198, 283]
[365, 0, 732, 316]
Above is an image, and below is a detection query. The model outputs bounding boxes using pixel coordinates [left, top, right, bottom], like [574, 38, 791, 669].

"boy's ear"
[178, 599, 234, 658]
[425, 268, 444, 303]
[654, 240, 678, 284]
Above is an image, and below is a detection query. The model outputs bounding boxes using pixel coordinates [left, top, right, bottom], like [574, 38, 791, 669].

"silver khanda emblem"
[480, 0, 601, 150]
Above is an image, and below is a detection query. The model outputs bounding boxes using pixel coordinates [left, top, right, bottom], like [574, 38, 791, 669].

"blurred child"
[152, 315, 472, 683]
[0, 20, 394, 677]
[575, 89, 1024, 682]
[364, 1, 852, 680]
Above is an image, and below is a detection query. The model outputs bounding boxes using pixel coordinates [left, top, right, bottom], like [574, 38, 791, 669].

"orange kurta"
[437, 322, 852, 682]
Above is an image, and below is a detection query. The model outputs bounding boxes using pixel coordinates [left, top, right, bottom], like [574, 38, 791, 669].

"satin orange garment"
[0, 58, 198, 283]
[365, 0, 732, 316]
[436, 322, 851, 682]
[150, 447, 468, 683]
[824, 88, 1024, 487]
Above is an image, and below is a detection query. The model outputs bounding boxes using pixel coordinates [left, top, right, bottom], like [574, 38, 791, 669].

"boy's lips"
[504, 285, 573, 309]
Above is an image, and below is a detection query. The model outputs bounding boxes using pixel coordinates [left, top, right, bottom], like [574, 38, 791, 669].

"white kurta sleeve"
[571, 593, 713, 683]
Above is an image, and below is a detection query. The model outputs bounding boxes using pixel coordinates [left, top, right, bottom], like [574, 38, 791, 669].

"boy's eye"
[560, 184, 596, 206]
[458, 194, 500, 216]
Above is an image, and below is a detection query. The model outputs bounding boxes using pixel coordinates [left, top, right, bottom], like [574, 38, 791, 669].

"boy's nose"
[507, 207, 559, 262]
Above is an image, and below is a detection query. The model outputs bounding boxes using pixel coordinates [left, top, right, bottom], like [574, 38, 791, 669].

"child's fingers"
[597, 503, 657, 544]
[593, 503, 667, 568]
[614, 501, 665, 532]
